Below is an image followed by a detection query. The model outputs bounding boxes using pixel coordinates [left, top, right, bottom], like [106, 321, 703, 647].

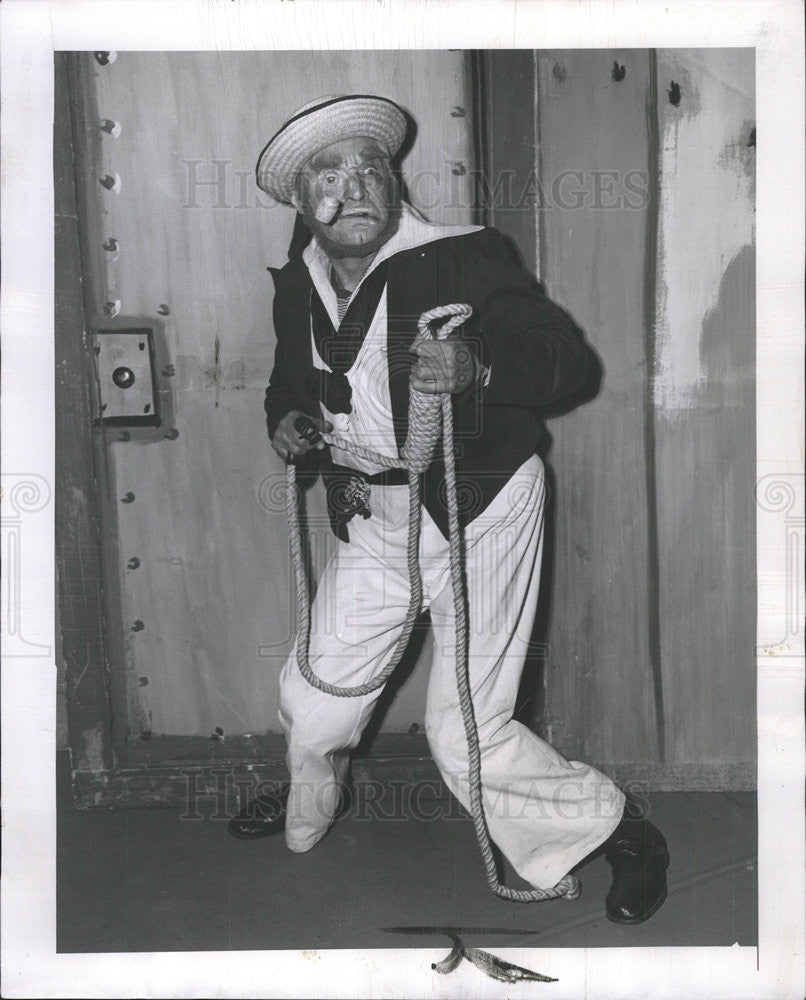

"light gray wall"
[72, 51, 475, 738]
[537, 49, 755, 787]
[63, 49, 756, 788]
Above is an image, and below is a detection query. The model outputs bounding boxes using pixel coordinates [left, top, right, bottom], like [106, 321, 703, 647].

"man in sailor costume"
[229, 94, 669, 925]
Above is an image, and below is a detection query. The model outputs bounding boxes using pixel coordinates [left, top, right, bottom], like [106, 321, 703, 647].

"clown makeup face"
[293, 137, 401, 258]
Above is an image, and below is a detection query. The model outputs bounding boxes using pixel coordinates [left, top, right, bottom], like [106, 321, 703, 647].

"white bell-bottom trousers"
[278, 455, 625, 889]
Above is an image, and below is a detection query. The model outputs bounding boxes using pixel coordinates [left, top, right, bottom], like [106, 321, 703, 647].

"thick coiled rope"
[285, 302, 580, 904]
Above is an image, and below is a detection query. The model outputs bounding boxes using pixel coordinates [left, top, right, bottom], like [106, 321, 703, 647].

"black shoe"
[227, 784, 289, 840]
[603, 815, 670, 924]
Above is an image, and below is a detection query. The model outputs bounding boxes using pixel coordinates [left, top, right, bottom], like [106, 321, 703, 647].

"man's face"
[293, 137, 399, 257]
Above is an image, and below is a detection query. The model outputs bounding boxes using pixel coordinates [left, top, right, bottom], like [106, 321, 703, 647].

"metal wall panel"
[653, 49, 756, 774]
[71, 51, 474, 738]
[536, 50, 660, 766]
[535, 49, 755, 786]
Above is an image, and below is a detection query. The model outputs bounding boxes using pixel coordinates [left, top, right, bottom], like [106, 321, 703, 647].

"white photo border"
[1, 1, 803, 997]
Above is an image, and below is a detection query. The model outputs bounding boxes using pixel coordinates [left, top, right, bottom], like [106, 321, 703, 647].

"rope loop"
[401, 303, 474, 473]
[281, 301, 580, 904]
[417, 302, 474, 341]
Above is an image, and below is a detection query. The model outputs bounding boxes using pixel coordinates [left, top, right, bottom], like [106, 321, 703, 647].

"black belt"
[331, 463, 412, 487]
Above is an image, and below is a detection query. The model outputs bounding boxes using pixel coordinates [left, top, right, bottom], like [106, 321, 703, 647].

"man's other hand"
[271, 411, 332, 463]
[409, 339, 479, 394]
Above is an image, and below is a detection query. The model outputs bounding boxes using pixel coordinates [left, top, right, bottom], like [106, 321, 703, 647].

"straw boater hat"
[256, 94, 408, 205]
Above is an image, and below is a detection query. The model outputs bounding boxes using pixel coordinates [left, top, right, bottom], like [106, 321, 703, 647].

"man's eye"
[323, 173, 339, 186]
[362, 164, 381, 177]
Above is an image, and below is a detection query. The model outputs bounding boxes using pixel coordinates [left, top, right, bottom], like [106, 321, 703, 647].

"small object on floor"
[431, 939, 558, 983]
[462, 947, 558, 984]
[227, 784, 289, 840]
[603, 815, 670, 924]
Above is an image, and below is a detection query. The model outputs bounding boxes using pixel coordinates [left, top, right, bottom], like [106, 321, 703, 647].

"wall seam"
[643, 49, 666, 763]
[533, 50, 544, 284]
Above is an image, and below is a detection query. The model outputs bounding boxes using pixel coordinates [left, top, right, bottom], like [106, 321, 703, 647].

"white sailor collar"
[302, 203, 483, 299]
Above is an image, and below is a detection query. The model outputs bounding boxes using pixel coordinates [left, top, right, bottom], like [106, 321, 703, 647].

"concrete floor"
[57, 752, 756, 954]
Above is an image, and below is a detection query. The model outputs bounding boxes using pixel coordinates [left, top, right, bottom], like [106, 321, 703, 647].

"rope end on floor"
[558, 875, 582, 900]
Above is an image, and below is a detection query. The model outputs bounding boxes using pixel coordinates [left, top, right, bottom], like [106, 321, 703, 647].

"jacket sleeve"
[263, 272, 313, 439]
[465, 229, 594, 408]
[264, 340, 304, 439]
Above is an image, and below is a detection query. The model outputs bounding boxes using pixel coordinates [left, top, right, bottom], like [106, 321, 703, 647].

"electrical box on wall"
[94, 327, 160, 426]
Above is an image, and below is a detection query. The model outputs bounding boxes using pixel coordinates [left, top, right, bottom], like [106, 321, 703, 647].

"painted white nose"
[314, 194, 342, 223]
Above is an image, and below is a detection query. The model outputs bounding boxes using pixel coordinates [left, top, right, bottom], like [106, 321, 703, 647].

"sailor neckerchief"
[305, 258, 389, 414]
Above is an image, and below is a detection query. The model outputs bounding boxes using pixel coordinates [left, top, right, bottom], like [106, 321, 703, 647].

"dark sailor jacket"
[264, 212, 595, 540]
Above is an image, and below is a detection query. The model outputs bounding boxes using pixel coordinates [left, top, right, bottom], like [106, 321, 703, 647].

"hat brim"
[256, 95, 407, 204]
